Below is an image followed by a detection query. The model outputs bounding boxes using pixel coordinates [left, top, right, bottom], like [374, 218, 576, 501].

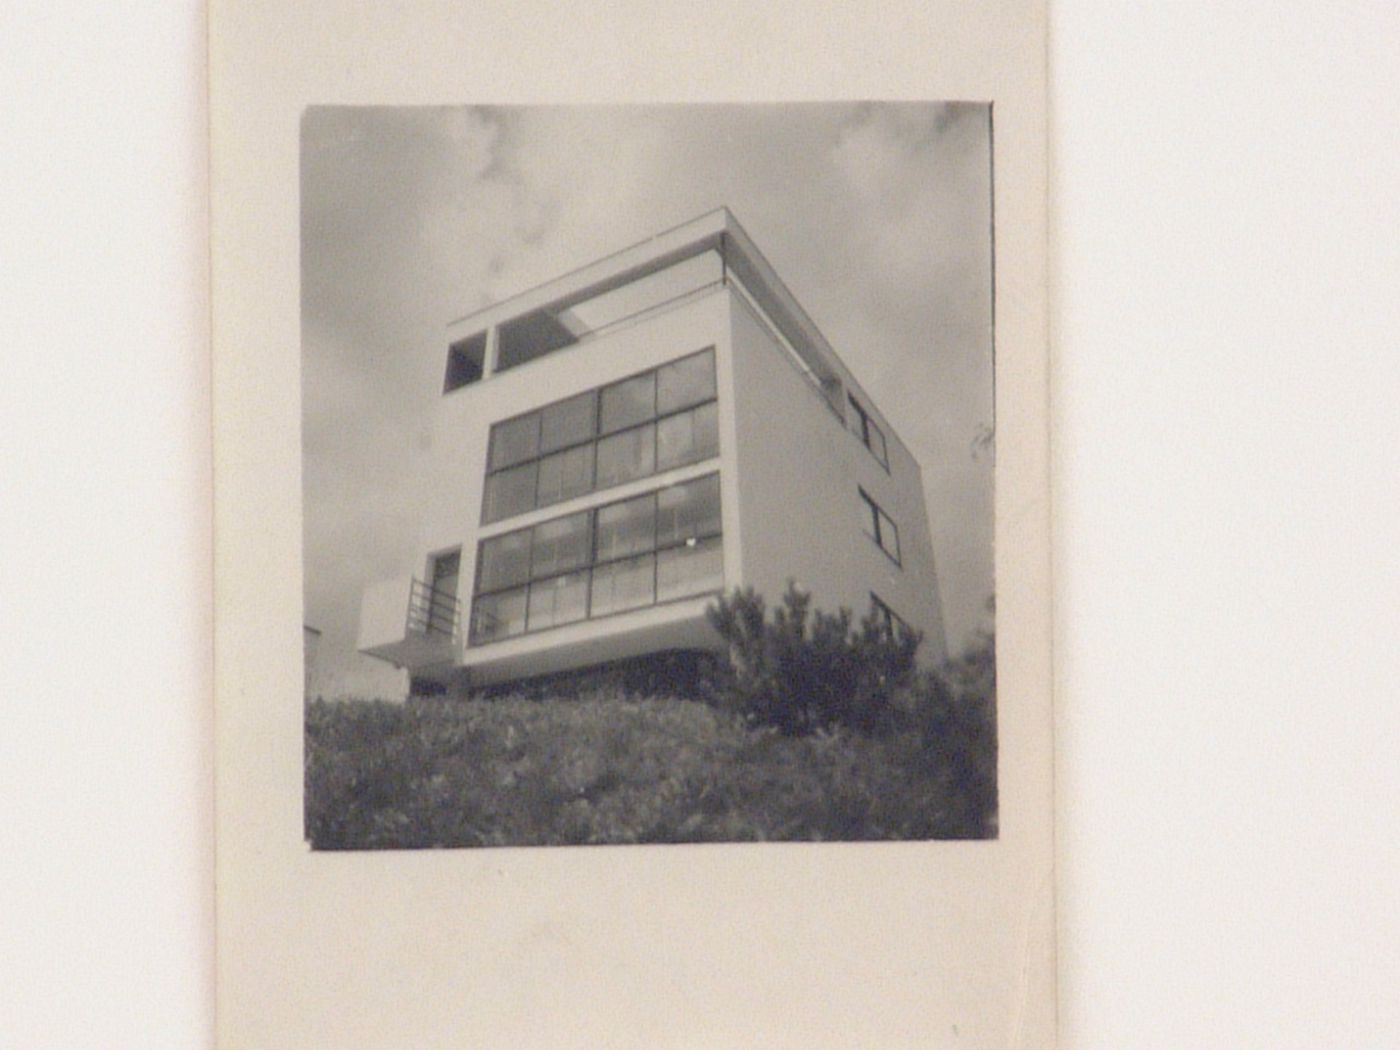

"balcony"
[357, 574, 462, 670]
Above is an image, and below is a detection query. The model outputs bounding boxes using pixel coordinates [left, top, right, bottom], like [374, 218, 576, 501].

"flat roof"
[445, 207, 915, 461]
[448, 208, 849, 387]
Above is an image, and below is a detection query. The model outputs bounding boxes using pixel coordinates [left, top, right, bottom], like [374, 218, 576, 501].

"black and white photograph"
[301, 104, 998, 848]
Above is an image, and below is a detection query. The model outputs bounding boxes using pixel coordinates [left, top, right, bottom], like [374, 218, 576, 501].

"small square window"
[859, 488, 901, 565]
[867, 421, 888, 469]
[878, 509, 900, 563]
[445, 334, 486, 392]
[848, 395, 889, 470]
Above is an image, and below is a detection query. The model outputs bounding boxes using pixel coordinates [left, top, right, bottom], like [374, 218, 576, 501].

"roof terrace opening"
[444, 332, 487, 392]
[492, 250, 723, 376]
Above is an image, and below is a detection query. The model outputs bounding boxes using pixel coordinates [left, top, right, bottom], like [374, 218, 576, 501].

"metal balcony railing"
[405, 577, 462, 645]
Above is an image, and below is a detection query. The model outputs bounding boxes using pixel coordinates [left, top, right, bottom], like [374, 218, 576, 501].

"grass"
[305, 689, 995, 849]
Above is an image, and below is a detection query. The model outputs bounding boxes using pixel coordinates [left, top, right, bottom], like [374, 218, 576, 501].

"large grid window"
[470, 473, 723, 645]
[848, 394, 889, 470]
[859, 488, 901, 565]
[481, 348, 718, 524]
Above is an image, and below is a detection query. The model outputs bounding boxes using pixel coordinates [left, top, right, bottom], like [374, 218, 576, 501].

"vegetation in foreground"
[305, 586, 996, 848]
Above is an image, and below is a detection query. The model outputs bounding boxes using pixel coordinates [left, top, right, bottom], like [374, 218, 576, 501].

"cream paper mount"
[212, 2, 1052, 1046]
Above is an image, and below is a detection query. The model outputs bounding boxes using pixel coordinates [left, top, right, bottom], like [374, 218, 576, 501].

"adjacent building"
[357, 208, 946, 690]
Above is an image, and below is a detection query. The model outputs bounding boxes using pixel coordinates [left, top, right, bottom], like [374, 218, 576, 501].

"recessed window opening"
[859, 488, 901, 565]
[870, 593, 908, 636]
[495, 310, 581, 373]
[487, 252, 725, 378]
[406, 548, 462, 639]
[556, 251, 723, 338]
[848, 395, 889, 470]
[482, 348, 718, 524]
[469, 473, 723, 645]
[444, 333, 487, 392]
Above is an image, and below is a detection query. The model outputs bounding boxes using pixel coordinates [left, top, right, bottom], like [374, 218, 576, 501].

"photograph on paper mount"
[302, 104, 997, 848]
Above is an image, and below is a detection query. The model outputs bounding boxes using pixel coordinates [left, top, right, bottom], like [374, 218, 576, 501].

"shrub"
[892, 629, 998, 837]
[705, 583, 922, 735]
[929, 628, 998, 835]
[304, 694, 988, 847]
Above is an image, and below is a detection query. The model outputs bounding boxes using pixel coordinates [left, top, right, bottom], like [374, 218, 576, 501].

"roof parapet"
[446, 208, 848, 401]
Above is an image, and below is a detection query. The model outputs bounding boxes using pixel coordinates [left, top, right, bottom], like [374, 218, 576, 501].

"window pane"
[656, 401, 718, 471]
[529, 512, 590, 580]
[878, 509, 901, 562]
[595, 493, 655, 562]
[599, 372, 655, 433]
[868, 421, 888, 468]
[527, 571, 589, 630]
[594, 423, 655, 489]
[589, 554, 655, 617]
[476, 530, 531, 593]
[657, 349, 716, 415]
[540, 391, 596, 452]
[871, 595, 895, 633]
[536, 444, 594, 507]
[488, 412, 540, 470]
[656, 537, 724, 602]
[848, 396, 867, 437]
[470, 586, 527, 643]
[656, 474, 721, 548]
[859, 491, 880, 542]
[482, 461, 537, 522]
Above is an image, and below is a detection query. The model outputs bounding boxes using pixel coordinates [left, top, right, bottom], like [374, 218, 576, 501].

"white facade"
[358, 209, 946, 688]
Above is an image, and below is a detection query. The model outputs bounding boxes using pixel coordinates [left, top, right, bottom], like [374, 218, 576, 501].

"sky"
[302, 104, 993, 693]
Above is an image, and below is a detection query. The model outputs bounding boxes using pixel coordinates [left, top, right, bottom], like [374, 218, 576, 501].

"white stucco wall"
[356, 576, 413, 653]
[357, 269, 948, 680]
[727, 290, 947, 664]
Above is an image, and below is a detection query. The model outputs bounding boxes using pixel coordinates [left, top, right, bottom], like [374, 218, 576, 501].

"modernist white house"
[357, 209, 946, 690]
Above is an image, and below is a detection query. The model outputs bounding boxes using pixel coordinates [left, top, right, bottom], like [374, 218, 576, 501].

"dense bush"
[305, 692, 987, 848]
[901, 629, 998, 837]
[705, 583, 922, 735]
[303, 589, 999, 848]
[933, 627, 998, 834]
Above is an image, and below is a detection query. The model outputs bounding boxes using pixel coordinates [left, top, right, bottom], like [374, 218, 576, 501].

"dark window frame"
[859, 487, 902, 566]
[848, 394, 890, 471]
[469, 472, 724, 646]
[869, 592, 909, 636]
[481, 347, 719, 524]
